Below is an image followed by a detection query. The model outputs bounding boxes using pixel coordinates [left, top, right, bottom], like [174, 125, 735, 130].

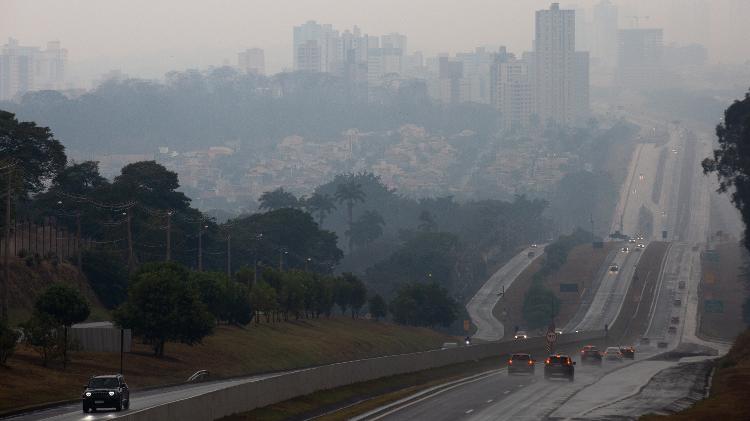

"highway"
[3, 371, 287, 421]
[467, 246, 544, 341]
[359, 119, 728, 421]
[567, 247, 643, 333]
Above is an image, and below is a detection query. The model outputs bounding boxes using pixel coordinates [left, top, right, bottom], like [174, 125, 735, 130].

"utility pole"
[226, 232, 231, 276]
[76, 211, 82, 270]
[125, 209, 134, 273]
[165, 211, 172, 262]
[2, 167, 12, 321]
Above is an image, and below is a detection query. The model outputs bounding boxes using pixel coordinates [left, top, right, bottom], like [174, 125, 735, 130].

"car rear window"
[512, 354, 530, 360]
[549, 356, 569, 364]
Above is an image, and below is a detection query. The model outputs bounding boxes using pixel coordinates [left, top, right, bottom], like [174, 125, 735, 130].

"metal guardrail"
[186, 370, 209, 383]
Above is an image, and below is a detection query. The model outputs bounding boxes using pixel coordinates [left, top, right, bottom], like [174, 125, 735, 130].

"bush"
[0, 320, 20, 366]
[368, 294, 387, 321]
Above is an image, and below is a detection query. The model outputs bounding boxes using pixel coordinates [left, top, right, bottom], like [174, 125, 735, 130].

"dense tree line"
[1, 69, 500, 155]
[703, 89, 750, 326]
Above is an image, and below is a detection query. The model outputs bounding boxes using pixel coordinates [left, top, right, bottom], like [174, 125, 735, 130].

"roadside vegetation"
[642, 329, 750, 420]
[0, 319, 451, 414]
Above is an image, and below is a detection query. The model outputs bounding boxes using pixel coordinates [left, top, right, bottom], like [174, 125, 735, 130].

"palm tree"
[258, 188, 299, 211]
[302, 193, 336, 226]
[350, 210, 386, 249]
[334, 179, 366, 252]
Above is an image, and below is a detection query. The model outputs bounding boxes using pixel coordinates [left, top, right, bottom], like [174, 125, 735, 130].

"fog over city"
[2, 1, 750, 420]
[2, 0, 750, 81]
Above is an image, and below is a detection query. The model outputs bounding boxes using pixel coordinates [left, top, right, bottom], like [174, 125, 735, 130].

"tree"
[259, 188, 299, 211]
[335, 178, 366, 252]
[333, 277, 352, 315]
[417, 210, 438, 232]
[390, 282, 458, 327]
[368, 294, 387, 321]
[81, 250, 128, 309]
[20, 312, 61, 366]
[34, 284, 90, 368]
[703, 91, 750, 251]
[249, 281, 277, 323]
[0, 319, 19, 366]
[349, 210, 385, 249]
[112, 161, 191, 210]
[114, 262, 214, 357]
[0, 110, 66, 197]
[228, 208, 343, 273]
[342, 273, 367, 318]
[49, 161, 108, 195]
[303, 192, 336, 226]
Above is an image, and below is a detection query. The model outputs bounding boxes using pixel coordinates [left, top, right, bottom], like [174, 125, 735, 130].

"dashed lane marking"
[465, 409, 474, 414]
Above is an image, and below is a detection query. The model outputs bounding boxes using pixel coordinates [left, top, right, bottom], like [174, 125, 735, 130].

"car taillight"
[566, 360, 572, 365]
[528, 360, 533, 365]
[508, 360, 513, 365]
[545, 358, 551, 364]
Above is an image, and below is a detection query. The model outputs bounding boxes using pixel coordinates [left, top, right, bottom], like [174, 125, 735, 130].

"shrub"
[0, 320, 20, 366]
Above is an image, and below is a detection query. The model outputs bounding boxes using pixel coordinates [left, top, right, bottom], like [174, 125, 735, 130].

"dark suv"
[82, 374, 130, 413]
[507, 353, 536, 375]
[579, 345, 602, 366]
[544, 354, 575, 381]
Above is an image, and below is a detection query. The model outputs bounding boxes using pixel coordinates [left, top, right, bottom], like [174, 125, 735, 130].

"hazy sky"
[2, 0, 749, 84]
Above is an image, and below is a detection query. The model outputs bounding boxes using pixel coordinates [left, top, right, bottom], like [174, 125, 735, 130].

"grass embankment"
[641, 329, 750, 420]
[5, 258, 108, 324]
[700, 241, 747, 341]
[493, 242, 617, 338]
[0, 318, 451, 414]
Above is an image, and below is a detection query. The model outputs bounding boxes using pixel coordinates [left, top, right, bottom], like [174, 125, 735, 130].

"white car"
[514, 331, 528, 340]
[604, 347, 623, 361]
[609, 264, 619, 273]
[621, 247, 629, 253]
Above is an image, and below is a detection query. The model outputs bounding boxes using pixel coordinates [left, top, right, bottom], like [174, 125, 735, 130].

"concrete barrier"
[114, 330, 603, 421]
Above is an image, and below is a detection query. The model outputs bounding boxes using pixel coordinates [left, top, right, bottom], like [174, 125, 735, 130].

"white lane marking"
[504, 390, 511, 394]
[466, 409, 474, 414]
[486, 399, 493, 403]
[517, 384, 524, 388]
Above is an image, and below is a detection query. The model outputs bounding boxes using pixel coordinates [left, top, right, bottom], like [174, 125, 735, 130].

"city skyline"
[2, 0, 748, 85]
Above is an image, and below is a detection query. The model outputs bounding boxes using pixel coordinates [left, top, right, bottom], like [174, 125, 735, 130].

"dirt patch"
[493, 242, 617, 338]
[642, 329, 750, 420]
[699, 241, 748, 341]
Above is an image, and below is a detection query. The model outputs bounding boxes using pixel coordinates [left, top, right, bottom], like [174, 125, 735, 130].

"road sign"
[560, 283, 578, 293]
[546, 331, 557, 343]
[704, 300, 724, 314]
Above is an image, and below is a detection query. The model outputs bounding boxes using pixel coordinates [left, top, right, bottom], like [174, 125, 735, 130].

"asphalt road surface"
[2, 371, 286, 421]
[467, 246, 543, 341]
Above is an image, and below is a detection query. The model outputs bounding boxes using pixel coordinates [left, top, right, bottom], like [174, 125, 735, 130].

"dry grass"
[493, 242, 617, 337]
[699, 242, 747, 341]
[0, 318, 451, 414]
[641, 329, 750, 420]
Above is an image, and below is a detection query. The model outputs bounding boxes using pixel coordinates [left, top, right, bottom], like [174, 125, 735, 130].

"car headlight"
[108, 391, 115, 396]
[85, 392, 92, 397]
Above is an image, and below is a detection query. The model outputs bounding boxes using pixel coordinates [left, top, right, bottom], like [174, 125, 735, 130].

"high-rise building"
[237, 48, 265, 75]
[491, 51, 532, 130]
[617, 28, 664, 90]
[293, 21, 341, 72]
[532, 3, 579, 126]
[592, 0, 619, 68]
[0, 38, 67, 101]
[296, 40, 322, 72]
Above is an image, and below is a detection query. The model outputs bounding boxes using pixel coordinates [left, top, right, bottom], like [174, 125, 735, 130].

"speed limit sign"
[546, 331, 557, 343]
